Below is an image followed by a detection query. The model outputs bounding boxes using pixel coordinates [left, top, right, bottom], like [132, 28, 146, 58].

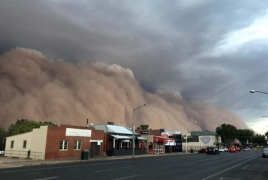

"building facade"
[136, 129, 182, 154]
[93, 123, 147, 156]
[5, 125, 105, 160]
[182, 130, 222, 152]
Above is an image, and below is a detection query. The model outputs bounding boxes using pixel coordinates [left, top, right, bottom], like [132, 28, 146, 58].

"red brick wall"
[45, 125, 104, 160]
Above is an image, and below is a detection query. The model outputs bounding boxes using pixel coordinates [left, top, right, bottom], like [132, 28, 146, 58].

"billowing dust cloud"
[0, 48, 248, 132]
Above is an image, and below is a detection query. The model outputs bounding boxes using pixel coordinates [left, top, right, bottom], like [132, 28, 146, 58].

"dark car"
[198, 148, 207, 153]
[206, 146, 220, 155]
[262, 148, 268, 158]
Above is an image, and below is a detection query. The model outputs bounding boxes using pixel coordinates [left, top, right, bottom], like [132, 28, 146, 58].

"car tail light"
[206, 150, 207, 152]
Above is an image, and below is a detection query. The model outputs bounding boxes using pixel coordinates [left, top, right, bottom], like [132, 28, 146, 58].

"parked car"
[243, 147, 251, 151]
[218, 147, 228, 152]
[206, 146, 220, 155]
[198, 148, 207, 153]
[229, 147, 237, 153]
[0, 151, 4, 156]
[262, 148, 268, 158]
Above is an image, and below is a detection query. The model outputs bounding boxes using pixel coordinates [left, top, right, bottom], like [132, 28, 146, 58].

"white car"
[243, 147, 251, 151]
[219, 147, 228, 152]
[0, 151, 4, 155]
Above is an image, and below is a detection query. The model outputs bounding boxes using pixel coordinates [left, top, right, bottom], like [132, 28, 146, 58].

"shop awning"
[137, 137, 147, 141]
[110, 135, 132, 139]
[153, 136, 175, 143]
[121, 139, 130, 142]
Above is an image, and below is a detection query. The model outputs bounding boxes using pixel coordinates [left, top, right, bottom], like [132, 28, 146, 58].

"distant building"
[135, 129, 182, 154]
[182, 130, 222, 151]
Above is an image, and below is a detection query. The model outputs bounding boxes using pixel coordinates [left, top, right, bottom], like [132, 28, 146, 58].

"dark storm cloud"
[0, 0, 268, 132]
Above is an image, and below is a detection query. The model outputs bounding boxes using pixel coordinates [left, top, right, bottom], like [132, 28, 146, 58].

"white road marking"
[184, 163, 194, 166]
[0, 161, 130, 173]
[241, 165, 249, 169]
[114, 175, 138, 180]
[201, 155, 259, 180]
[34, 177, 58, 180]
[27, 172, 39, 174]
[95, 166, 133, 172]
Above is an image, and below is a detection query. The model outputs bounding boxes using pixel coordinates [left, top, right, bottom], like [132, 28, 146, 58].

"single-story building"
[182, 130, 222, 151]
[136, 129, 182, 154]
[93, 123, 147, 156]
[4, 124, 105, 160]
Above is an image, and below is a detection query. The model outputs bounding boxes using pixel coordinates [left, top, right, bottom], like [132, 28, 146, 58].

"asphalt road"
[0, 151, 266, 180]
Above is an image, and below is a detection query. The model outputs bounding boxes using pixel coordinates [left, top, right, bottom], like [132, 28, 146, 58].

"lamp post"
[185, 121, 197, 154]
[132, 104, 147, 157]
[250, 90, 268, 94]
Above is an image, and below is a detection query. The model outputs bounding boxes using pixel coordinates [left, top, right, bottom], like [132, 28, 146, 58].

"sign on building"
[66, 128, 91, 137]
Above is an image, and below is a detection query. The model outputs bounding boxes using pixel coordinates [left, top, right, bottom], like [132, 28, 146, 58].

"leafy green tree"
[8, 119, 56, 136]
[216, 123, 238, 146]
[0, 125, 8, 150]
[237, 129, 254, 145]
[265, 131, 268, 139]
[252, 134, 266, 147]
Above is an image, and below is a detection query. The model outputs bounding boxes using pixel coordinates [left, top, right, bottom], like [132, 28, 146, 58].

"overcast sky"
[1, 0, 268, 134]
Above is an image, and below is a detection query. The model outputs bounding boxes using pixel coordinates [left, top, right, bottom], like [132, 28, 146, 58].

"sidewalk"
[0, 152, 197, 169]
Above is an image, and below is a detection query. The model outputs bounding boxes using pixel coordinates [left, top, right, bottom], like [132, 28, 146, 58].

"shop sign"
[140, 131, 149, 134]
[66, 128, 91, 137]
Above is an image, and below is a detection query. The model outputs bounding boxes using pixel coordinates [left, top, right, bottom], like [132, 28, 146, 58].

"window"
[23, 140, 27, 148]
[74, 140, 82, 150]
[59, 140, 68, 150]
[10, 141, 14, 148]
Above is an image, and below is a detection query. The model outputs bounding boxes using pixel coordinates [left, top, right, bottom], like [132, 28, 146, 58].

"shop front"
[107, 135, 147, 156]
[153, 136, 175, 154]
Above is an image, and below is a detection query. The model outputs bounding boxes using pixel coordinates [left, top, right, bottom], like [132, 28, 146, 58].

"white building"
[182, 130, 222, 151]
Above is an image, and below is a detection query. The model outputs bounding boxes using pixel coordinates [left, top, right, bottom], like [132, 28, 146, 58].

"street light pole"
[185, 121, 197, 154]
[132, 104, 147, 158]
[186, 124, 188, 154]
[250, 90, 268, 94]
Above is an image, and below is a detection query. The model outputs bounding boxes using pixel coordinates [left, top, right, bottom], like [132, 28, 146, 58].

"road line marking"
[95, 166, 133, 172]
[184, 163, 194, 166]
[201, 155, 259, 180]
[34, 177, 58, 180]
[27, 172, 39, 174]
[242, 165, 249, 169]
[0, 161, 130, 173]
[114, 175, 138, 180]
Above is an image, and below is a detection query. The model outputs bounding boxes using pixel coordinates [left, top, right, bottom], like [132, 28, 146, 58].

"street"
[0, 151, 266, 180]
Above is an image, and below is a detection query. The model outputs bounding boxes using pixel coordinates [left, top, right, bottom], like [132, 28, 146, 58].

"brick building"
[4, 125, 105, 160]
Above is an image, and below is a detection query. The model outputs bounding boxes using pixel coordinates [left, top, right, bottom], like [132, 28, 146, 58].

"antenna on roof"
[86, 119, 88, 127]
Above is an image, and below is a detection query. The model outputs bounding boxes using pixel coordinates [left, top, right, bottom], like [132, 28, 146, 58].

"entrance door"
[90, 142, 100, 157]
[155, 144, 160, 154]
[155, 144, 164, 154]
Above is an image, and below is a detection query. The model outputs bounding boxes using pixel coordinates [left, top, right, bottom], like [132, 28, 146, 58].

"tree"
[0, 125, 8, 150]
[252, 134, 266, 147]
[216, 123, 238, 146]
[265, 131, 268, 139]
[139, 125, 149, 130]
[237, 129, 254, 145]
[8, 119, 56, 136]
